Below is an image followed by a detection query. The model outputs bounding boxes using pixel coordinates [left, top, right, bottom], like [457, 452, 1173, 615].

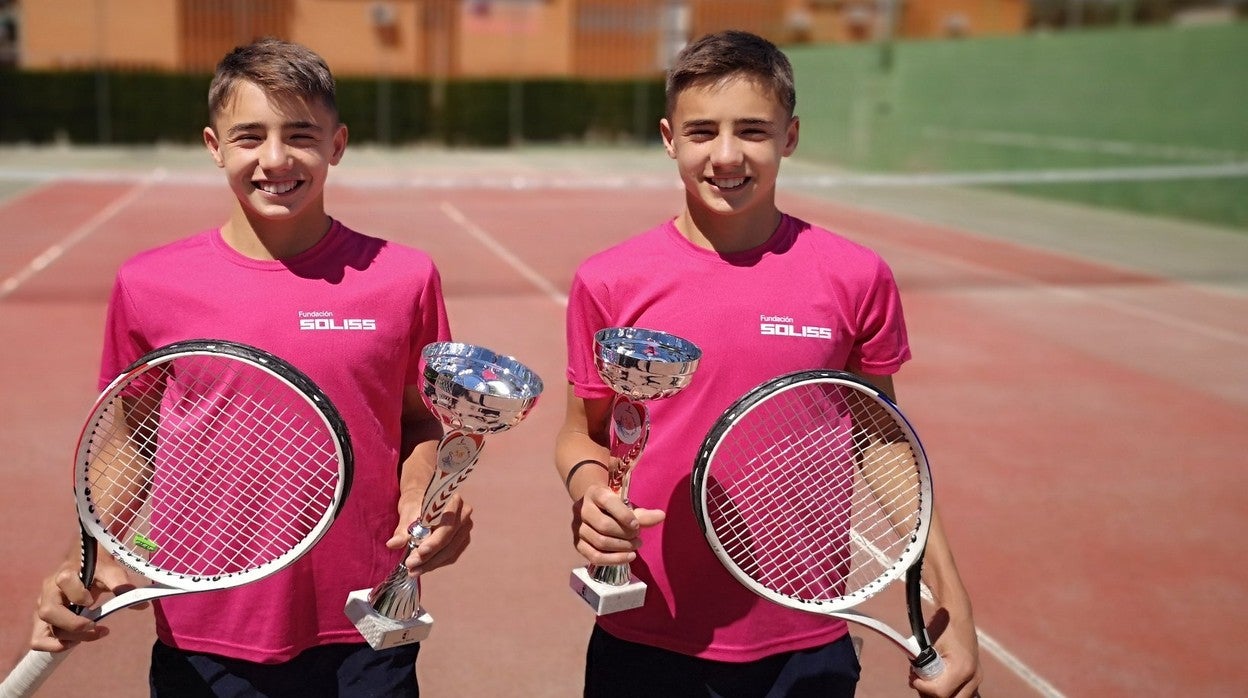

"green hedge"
[0, 70, 663, 146]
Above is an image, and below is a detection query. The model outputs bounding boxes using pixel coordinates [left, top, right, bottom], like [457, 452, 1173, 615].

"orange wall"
[17, 0, 1025, 76]
[22, 0, 177, 70]
[292, 0, 424, 77]
[456, 0, 570, 77]
[900, 0, 1028, 39]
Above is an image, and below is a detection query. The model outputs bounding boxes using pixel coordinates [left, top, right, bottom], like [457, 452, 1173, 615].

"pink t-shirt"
[99, 219, 450, 662]
[566, 214, 911, 661]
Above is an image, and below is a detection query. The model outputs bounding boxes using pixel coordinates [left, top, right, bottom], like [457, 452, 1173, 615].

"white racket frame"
[693, 370, 937, 660]
[74, 342, 351, 617]
[0, 340, 353, 698]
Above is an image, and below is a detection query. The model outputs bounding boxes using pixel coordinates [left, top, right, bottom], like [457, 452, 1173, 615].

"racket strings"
[81, 355, 341, 581]
[706, 382, 924, 605]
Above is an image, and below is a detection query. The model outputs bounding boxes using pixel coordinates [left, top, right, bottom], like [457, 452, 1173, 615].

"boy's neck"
[675, 204, 784, 254]
[221, 206, 334, 261]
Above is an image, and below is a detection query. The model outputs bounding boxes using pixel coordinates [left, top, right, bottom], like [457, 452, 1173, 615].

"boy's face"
[203, 80, 347, 228]
[660, 76, 798, 222]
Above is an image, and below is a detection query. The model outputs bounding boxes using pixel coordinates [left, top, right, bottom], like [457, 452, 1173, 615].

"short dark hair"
[207, 37, 337, 123]
[665, 30, 796, 118]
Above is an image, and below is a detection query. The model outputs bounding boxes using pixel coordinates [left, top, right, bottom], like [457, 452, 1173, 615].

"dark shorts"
[149, 640, 420, 698]
[584, 625, 861, 698]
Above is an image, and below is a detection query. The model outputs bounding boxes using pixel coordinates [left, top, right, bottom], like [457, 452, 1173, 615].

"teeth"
[712, 178, 745, 189]
[258, 181, 298, 195]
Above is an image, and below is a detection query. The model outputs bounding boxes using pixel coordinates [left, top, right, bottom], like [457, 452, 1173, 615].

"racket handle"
[913, 650, 985, 697]
[0, 649, 70, 698]
[912, 646, 946, 680]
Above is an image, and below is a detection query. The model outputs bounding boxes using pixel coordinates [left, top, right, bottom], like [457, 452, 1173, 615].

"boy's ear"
[659, 118, 676, 159]
[330, 123, 349, 165]
[203, 126, 225, 167]
[782, 116, 800, 157]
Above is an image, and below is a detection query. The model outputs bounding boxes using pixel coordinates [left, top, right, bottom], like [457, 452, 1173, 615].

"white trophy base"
[344, 588, 434, 649]
[569, 567, 646, 615]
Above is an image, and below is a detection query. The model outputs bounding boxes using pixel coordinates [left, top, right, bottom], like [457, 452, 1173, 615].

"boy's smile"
[709, 177, 748, 191]
[255, 179, 303, 196]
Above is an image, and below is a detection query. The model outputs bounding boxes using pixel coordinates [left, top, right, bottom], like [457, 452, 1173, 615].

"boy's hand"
[386, 494, 474, 577]
[571, 484, 665, 566]
[909, 608, 983, 698]
[31, 556, 143, 652]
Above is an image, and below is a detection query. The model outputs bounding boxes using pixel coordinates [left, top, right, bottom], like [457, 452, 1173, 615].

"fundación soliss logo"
[299, 310, 377, 331]
[759, 314, 832, 339]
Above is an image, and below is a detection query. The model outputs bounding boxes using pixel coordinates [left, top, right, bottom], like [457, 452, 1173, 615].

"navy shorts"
[584, 625, 861, 698]
[149, 640, 420, 697]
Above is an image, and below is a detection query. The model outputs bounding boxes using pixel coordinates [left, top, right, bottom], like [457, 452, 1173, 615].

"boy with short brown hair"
[29, 37, 471, 696]
[557, 29, 982, 697]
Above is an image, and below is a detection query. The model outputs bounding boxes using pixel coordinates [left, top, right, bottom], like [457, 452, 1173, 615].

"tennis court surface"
[1, 144, 1245, 696]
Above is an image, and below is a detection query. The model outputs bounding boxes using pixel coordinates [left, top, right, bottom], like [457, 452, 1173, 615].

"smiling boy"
[557, 30, 983, 697]
[29, 38, 471, 696]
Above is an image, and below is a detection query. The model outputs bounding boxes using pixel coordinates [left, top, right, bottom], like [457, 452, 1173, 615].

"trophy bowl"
[594, 327, 702, 400]
[421, 342, 544, 434]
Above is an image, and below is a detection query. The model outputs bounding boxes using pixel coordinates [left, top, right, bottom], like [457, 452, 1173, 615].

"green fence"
[788, 22, 1248, 230]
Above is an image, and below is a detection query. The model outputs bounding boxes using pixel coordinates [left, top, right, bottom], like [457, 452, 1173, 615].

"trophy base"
[344, 588, 434, 649]
[569, 567, 646, 615]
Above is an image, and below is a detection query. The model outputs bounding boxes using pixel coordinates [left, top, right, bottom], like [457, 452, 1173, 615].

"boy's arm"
[556, 384, 663, 566]
[387, 385, 473, 574]
[914, 509, 982, 697]
[863, 372, 982, 697]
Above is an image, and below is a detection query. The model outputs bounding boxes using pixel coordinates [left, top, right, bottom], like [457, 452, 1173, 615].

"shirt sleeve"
[564, 269, 614, 400]
[849, 255, 912, 375]
[97, 271, 150, 390]
[406, 260, 452, 386]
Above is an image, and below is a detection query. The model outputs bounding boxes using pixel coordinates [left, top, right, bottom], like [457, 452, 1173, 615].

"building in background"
[12, 0, 1028, 79]
[0, 0, 16, 67]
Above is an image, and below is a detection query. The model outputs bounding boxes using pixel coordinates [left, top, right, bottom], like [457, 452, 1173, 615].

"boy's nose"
[711, 136, 744, 167]
[259, 138, 292, 170]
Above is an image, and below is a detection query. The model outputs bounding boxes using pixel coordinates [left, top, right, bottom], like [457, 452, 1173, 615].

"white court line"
[914, 578, 1066, 697]
[921, 127, 1248, 163]
[791, 161, 1248, 187]
[832, 214, 1248, 347]
[2, 161, 1244, 190]
[0, 169, 166, 300]
[851, 532, 1067, 697]
[438, 201, 569, 306]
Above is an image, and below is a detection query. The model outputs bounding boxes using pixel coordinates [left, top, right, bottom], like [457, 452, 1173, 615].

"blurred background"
[0, 0, 1245, 230]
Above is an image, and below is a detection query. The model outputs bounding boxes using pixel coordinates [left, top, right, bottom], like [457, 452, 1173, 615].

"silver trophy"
[346, 341, 543, 648]
[569, 327, 700, 614]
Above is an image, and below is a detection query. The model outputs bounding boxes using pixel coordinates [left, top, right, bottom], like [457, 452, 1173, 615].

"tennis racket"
[0, 339, 353, 697]
[691, 369, 946, 680]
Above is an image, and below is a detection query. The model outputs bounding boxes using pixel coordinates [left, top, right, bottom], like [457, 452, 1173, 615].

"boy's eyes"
[230, 131, 318, 144]
[684, 126, 772, 140]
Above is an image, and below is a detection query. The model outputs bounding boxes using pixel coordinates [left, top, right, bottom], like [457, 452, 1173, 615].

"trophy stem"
[587, 561, 633, 586]
[368, 524, 430, 620]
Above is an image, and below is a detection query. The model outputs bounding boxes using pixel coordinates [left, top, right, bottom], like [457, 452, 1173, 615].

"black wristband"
[564, 459, 608, 490]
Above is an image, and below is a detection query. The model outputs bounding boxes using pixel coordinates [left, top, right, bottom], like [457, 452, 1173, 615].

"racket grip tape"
[0, 650, 69, 698]
[913, 650, 985, 697]
[912, 646, 946, 680]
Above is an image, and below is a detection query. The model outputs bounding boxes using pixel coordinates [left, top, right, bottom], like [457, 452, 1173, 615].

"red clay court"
[1, 145, 1245, 696]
